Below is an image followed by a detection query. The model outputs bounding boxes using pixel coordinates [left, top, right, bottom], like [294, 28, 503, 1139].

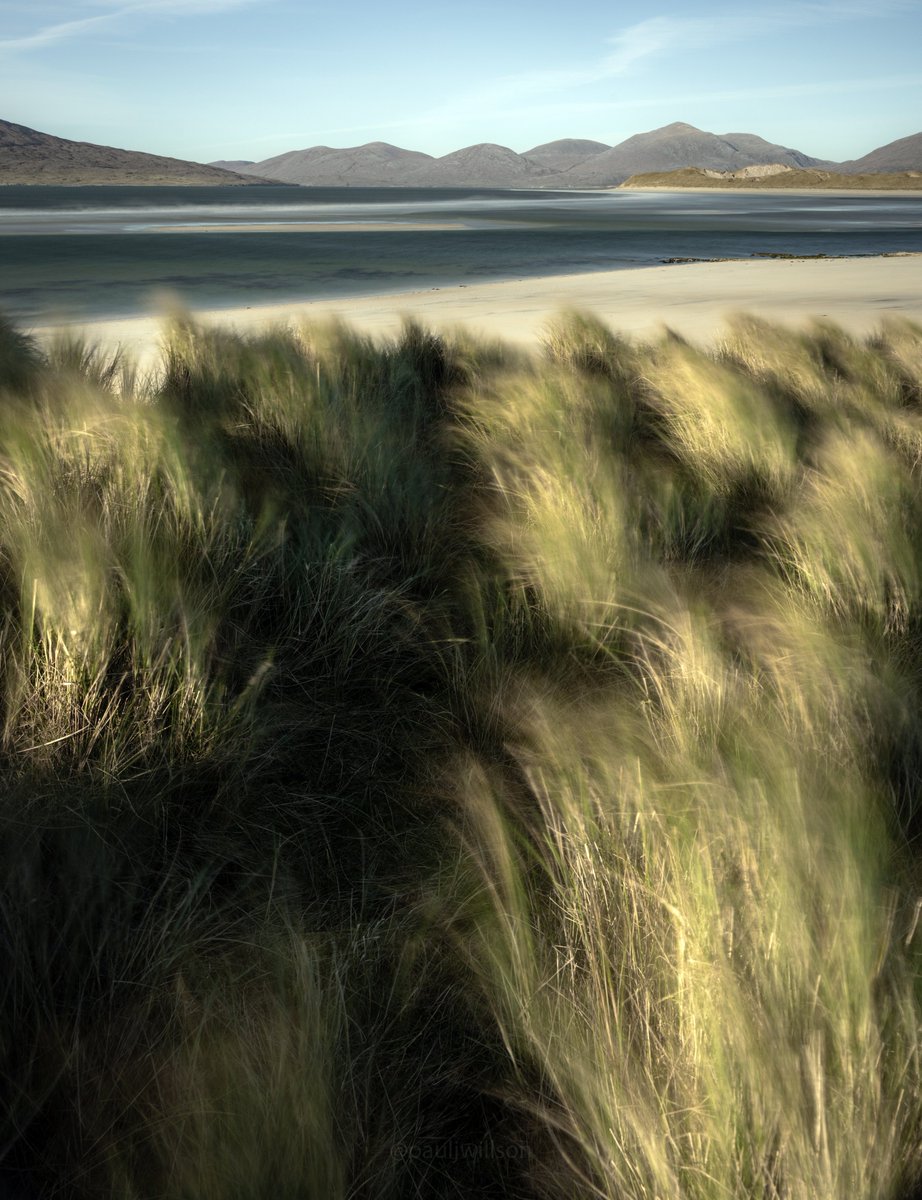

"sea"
[1, 184, 921, 324]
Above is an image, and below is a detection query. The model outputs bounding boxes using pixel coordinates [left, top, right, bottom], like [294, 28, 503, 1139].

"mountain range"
[2, 118, 921, 188]
[213, 122, 922, 188]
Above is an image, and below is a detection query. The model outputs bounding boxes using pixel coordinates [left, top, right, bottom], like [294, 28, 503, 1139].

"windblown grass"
[0, 309, 920, 1199]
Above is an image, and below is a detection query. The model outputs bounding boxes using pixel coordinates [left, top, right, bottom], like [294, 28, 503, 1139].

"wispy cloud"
[452, 0, 917, 111]
[86, 0, 269, 11]
[0, 12, 123, 52]
[431, 4, 883, 109]
[597, 1, 913, 77]
[492, 72, 922, 126]
[306, 70, 922, 145]
[0, 0, 268, 53]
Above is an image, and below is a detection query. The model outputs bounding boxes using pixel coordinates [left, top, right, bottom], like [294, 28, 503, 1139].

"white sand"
[28, 255, 922, 368]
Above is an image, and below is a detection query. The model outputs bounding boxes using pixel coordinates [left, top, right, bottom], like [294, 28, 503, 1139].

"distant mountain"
[522, 138, 611, 172]
[0, 119, 273, 186]
[209, 159, 256, 170]
[237, 140, 562, 188]
[401, 143, 555, 187]
[839, 131, 922, 174]
[716, 132, 830, 169]
[550, 122, 829, 187]
[233, 141, 435, 186]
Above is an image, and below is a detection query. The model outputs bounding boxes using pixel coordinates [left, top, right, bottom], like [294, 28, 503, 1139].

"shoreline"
[617, 185, 922, 196]
[27, 253, 922, 366]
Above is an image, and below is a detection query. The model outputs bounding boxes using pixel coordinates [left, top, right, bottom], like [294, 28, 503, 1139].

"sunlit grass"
[0, 310, 920, 1199]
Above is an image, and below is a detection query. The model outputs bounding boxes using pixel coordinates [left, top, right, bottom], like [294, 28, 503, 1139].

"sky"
[1, 0, 920, 164]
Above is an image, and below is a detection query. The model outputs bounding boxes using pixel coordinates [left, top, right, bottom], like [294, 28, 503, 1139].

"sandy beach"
[28, 254, 922, 366]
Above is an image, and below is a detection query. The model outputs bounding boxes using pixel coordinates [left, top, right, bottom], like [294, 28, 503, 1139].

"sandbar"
[28, 255, 922, 369]
[143, 221, 466, 233]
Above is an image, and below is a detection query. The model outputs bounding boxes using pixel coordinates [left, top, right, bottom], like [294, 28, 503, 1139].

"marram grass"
[0, 310, 920, 1199]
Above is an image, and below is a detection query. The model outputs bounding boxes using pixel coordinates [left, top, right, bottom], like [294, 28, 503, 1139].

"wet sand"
[143, 221, 467, 232]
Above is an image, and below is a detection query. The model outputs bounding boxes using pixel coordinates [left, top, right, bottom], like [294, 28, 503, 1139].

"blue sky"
[1, 0, 920, 163]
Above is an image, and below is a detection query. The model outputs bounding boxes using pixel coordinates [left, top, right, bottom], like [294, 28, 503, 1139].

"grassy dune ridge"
[0, 309, 921, 1199]
[621, 166, 922, 189]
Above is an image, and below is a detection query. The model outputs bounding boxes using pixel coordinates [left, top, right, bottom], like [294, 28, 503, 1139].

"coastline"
[618, 186, 922, 196]
[27, 253, 922, 367]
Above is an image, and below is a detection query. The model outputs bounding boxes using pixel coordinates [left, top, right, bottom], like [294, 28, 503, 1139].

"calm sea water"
[1, 184, 920, 323]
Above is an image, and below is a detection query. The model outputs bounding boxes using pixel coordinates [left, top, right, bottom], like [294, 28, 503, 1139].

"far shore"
[27, 253, 922, 367]
[618, 185, 922, 197]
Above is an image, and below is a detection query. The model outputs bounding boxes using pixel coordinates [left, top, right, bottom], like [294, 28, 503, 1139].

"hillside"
[237, 140, 559, 188]
[403, 142, 555, 186]
[522, 137, 611, 172]
[552, 121, 829, 186]
[840, 130, 922, 174]
[620, 165, 922, 190]
[230, 141, 435, 186]
[0, 119, 274, 186]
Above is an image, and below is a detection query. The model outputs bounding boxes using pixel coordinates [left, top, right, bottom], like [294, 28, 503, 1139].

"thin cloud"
[491, 72, 922, 124]
[0, 0, 268, 53]
[377, 70, 922, 137]
[87, 0, 268, 11]
[0, 12, 122, 51]
[486, 0, 916, 103]
[403, 0, 917, 135]
[598, 2, 911, 76]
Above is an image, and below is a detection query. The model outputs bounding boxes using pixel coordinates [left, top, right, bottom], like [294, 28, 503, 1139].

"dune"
[28, 254, 922, 368]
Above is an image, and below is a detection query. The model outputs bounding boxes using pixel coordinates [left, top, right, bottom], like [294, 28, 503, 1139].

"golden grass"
[0, 310, 920, 1199]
